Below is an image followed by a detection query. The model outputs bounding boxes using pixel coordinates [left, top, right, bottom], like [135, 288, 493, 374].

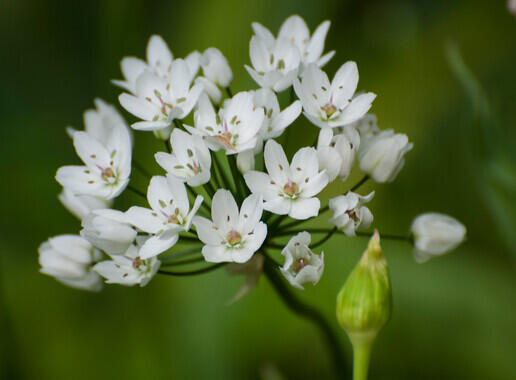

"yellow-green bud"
[336, 230, 392, 346]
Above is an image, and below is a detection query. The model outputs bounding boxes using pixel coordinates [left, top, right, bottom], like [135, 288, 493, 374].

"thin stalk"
[310, 228, 337, 249]
[263, 258, 347, 379]
[160, 247, 200, 261]
[228, 155, 244, 202]
[225, 86, 233, 98]
[178, 235, 202, 243]
[352, 341, 373, 380]
[164, 139, 171, 153]
[187, 186, 211, 214]
[356, 231, 410, 242]
[127, 184, 146, 200]
[275, 207, 330, 233]
[273, 228, 332, 237]
[350, 175, 369, 192]
[158, 263, 225, 277]
[132, 160, 151, 178]
[160, 256, 205, 267]
[213, 152, 233, 192]
[203, 181, 216, 199]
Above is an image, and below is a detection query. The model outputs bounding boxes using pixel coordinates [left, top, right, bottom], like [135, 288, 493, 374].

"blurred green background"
[1, 0, 515, 379]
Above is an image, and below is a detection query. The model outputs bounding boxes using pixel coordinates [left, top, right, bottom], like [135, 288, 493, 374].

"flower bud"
[336, 231, 391, 345]
[200, 48, 233, 88]
[411, 212, 466, 263]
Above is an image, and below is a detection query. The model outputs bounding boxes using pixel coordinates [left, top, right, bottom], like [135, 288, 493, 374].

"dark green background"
[1, 0, 515, 379]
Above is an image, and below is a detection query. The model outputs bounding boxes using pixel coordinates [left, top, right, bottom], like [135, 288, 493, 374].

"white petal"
[263, 197, 291, 215]
[146, 35, 173, 68]
[193, 216, 222, 245]
[238, 194, 264, 236]
[289, 198, 320, 219]
[211, 189, 239, 233]
[139, 231, 179, 259]
[202, 245, 229, 263]
[270, 100, 302, 135]
[264, 140, 290, 184]
[331, 93, 376, 127]
[306, 20, 330, 63]
[290, 147, 319, 183]
[331, 61, 359, 108]
[125, 206, 164, 234]
[301, 170, 329, 198]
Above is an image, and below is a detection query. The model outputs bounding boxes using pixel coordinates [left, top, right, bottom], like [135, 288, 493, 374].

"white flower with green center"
[125, 175, 203, 259]
[294, 62, 376, 129]
[56, 122, 132, 200]
[411, 213, 466, 263]
[317, 126, 360, 183]
[328, 191, 375, 236]
[38, 235, 103, 291]
[93, 238, 161, 287]
[112, 35, 200, 95]
[80, 209, 137, 255]
[358, 129, 413, 183]
[244, 140, 329, 220]
[118, 59, 203, 139]
[155, 129, 211, 187]
[280, 232, 324, 290]
[185, 92, 264, 154]
[58, 188, 111, 220]
[193, 190, 267, 263]
[254, 15, 335, 74]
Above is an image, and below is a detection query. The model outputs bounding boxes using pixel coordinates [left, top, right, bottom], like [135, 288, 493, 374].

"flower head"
[411, 213, 466, 263]
[155, 129, 211, 187]
[125, 175, 203, 259]
[193, 190, 267, 263]
[329, 191, 375, 236]
[280, 232, 324, 290]
[244, 140, 329, 219]
[93, 238, 161, 287]
[294, 62, 376, 128]
[38, 235, 103, 291]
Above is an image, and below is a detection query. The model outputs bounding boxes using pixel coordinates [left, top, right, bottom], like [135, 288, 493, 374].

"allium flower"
[58, 188, 111, 220]
[80, 209, 136, 255]
[316, 126, 360, 182]
[245, 35, 301, 92]
[93, 238, 161, 287]
[195, 48, 233, 104]
[411, 213, 466, 263]
[56, 122, 132, 200]
[244, 140, 329, 220]
[38, 235, 103, 291]
[193, 190, 267, 263]
[125, 175, 203, 259]
[294, 62, 376, 128]
[328, 191, 375, 236]
[358, 129, 413, 183]
[155, 129, 212, 187]
[119, 62, 204, 138]
[185, 92, 264, 154]
[280, 232, 324, 290]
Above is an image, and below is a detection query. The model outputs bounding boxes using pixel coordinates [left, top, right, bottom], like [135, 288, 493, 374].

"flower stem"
[228, 154, 245, 202]
[158, 262, 225, 277]
[350, 175, 369, 192]
[160, 256, 205, 267]
[263, 257, 347, 379]
[352, 340, 373, 380]
[132, 159, 151, 178]
[213, 152, 233, 192]
[127, 184, 146, 200]
[310, 228, 337, 249]
[225, 86, 233, 98]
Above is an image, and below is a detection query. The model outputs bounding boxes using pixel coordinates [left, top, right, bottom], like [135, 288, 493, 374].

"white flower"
[294, 62, 376, 128]
[236, 148, 257, 174]
[316, 126, 360, 182]
[280, 232, 324, 290]
[58, 188, 112, 220]
[328, 191, 374, 236]
[244, 140, 329, 220]
[193, 190, 267, 263]
[125, 175, 203, 259]
[225, 253, 264, 303]
[358, 129, 413, 183]
[185, 92, 264, 154]
[411, 213, 466, 263]
[38, 235, 103, 291]
[112, 35, 200, 94]
[56, 122, 132, 200]
[80, 209, 136, 255]
[93, 238, 161, 287]
[245, 34, 301, 92]
[200, 47, 233, 87]
[155, 129, 211, 187]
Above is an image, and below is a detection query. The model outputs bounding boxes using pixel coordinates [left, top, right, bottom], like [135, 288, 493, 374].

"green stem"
[351, 175, 369, 192]
[132, 159, 151, 178]
[228, 154, 244, 202]
[187, 186, 210, 214]
[158, 262, 225, 277]
[160, 256, 204, 267]
[127, 184, 146, 200]
[275, 207, 330, 233]
[263, 258, 347, 379]
[310, 228, 337, 249]
[225, 86, 233, 98]
[352, 341, 373, 380]
[213, 152, 233, 191]
[203, 181, 216, 199]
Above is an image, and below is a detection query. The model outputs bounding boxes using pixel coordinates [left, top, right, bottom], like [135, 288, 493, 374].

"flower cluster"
[39, 15, 465, 295]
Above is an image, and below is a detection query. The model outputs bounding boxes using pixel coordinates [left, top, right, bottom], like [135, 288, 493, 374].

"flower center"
[213, 131, 236, 151]
[132, 257, 143, 269]
[283, 180, 298, 197]
[294, 258, 308, 273]
[322, 103, 337, 117]
[226, 229, 242, 245]
[101, 167, 115, 181]
[168, 214, 180, 224]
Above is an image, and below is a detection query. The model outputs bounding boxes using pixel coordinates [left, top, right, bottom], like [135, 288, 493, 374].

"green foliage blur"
[1, 0, 515, 379]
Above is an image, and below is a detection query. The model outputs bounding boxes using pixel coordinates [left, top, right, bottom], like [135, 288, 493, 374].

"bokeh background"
[1, 0, 515, 379]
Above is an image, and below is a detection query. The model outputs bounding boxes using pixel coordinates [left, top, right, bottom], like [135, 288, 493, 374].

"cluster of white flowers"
[39, 15, 465, 294]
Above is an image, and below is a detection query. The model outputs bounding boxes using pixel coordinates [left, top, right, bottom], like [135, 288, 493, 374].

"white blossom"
[80, 209, 137, 255]
[358, 129, 413, 183]
[125, 175, 203, 259]
[316, 126, 360, 182]
[56, 122, 132, 200]
[244, 140, 328, 220]
[280, 232, 324, 290]
[58, 188, 111, 220]
[328, 191, 374, 236]
[38, 235, 103, 291]
[155, 129, 211, 186]
[193, 190, 267, 263]
[411, 213, 466, 263]
[185, 92, 264, 154]
[93, 238, 161, 286]
[294, 62, 376, 128]
[194, 48, 233, 105]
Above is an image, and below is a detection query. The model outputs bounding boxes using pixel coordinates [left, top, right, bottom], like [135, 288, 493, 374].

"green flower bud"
[336, 230, 392, 346]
